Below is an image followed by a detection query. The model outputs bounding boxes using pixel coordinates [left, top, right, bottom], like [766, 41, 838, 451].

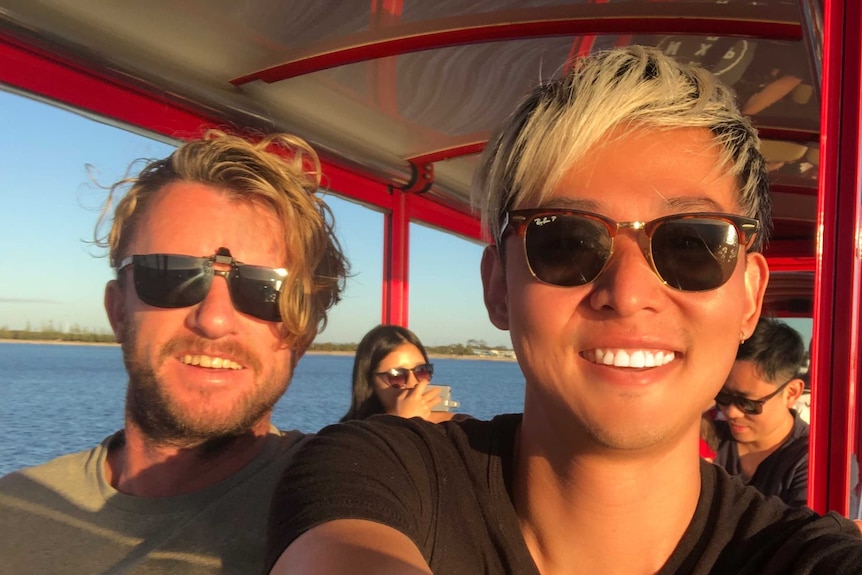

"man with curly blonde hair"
[0, 130, 348, 574]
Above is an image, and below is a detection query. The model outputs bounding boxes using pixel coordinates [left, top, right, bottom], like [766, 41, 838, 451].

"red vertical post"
[382, 188, 410, 327]
[808, 0, 862, 515]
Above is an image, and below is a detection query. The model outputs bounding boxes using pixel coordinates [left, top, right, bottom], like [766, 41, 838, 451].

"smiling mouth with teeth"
[181, 354, 243, 370]
[582, 349, 676, 368]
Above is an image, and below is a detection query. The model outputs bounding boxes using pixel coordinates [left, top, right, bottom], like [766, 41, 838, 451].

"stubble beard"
[120, 322, 291, 449]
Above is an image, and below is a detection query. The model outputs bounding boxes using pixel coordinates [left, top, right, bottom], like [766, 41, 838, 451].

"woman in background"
[341, 324, 458, 423]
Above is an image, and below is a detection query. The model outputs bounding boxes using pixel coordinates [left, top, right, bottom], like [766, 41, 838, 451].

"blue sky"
[0, 89, 510, 347]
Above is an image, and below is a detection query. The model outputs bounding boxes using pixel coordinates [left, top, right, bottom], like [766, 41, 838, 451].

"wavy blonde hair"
[472, 45, 771, 251]
[95, 130, 348, 348]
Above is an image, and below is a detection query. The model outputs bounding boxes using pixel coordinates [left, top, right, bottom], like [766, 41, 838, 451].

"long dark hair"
[340, 324, 429, 421]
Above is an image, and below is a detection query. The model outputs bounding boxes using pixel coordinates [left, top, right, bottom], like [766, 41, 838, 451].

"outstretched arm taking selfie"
[269, 520, 431, 575]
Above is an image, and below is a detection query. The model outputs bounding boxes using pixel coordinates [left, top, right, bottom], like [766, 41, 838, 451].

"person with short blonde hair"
[0, 130, 349, 574]
[266, 46, 862, 574]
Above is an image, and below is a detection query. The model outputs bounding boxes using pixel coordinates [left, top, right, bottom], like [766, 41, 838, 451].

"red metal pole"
[808, 0, 862, 515]
[382, 188, 410, 327]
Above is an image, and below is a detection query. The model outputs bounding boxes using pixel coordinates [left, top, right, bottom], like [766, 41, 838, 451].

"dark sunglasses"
[715, 378, 793, 415]
[500, 209, 760, 292]
[117, 248, 287, 322]
[374, 363, 434, 388]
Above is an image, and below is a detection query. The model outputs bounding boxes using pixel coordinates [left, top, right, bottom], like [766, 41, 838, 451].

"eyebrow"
[664, 196, 729, 212]
[538, 197, 602, 211]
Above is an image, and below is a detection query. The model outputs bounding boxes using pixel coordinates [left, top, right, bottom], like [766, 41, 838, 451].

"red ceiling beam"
[770, 183, 819, 196]
[321, 160, 394, 211]
[0, 34, 217, 139]
[401, 133, 816, 182]
[407, 142, 486, 165]
[407, 193, 483, 243]
[765, 238, 816, 259]
[767, 256, 816, 272]
[231, 5, 801, 85]
[757, 127, 819, 143]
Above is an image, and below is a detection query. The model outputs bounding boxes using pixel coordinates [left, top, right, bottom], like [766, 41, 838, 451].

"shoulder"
[274, 413, 521, 518]
[294, 413, 520, 459]
[0, 435, 113, 491]
[270, 413, 520, 514]
[697, 465, 862, 572]
[773, 415, 809, 465]
[271, 428, 310, 458]
[266, 414, 524, 572]
[0, 437, 112, 539]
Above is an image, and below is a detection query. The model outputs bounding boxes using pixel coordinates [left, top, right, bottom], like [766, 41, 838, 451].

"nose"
[186, 272, 239, 338]
[588, 233, 666, 315]
[402, 371, 419, 389]
[720, 402, 747, 420]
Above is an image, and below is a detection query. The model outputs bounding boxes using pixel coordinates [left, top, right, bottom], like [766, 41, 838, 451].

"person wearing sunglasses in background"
[340, 324, 462, 423]
[0, 130, 348, 574]
[266, 46, 862, 575]
[713, 316, 809, 507]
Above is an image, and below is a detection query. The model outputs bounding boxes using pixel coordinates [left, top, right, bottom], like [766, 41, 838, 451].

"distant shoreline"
[0, 339, 516, 361]
[0, 338, 118, 347]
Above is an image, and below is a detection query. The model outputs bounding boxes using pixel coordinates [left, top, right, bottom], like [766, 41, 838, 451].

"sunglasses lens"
[524, 214, 611, 287]
[651, 218, 739, 291]
[740, 400, 761, 415]
[385, 369, 408, 388]
[413, 364, 434, 382]
[229, 265, 286, 322]
[132, 255, 211, 308]
[716, 391, 761, 415]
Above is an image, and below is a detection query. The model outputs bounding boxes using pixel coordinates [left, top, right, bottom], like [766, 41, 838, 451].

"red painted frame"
[808, 0, 862, 515]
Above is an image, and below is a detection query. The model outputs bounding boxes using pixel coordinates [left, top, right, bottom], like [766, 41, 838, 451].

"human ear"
[481, 245, 509, 330]
[105, 280, 127, 343]
[785, 378, 805, 406]
[740, 252, 769, 338]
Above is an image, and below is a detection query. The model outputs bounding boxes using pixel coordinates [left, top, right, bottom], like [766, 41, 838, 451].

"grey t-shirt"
[0, 427, 306, 575]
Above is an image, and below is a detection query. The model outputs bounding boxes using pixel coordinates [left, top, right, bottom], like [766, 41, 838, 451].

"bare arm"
[269, 519, 432, 575]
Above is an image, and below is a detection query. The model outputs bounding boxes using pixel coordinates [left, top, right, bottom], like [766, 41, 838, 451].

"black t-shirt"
[266, 414, 862, 574]
[715, 410, 810, 507]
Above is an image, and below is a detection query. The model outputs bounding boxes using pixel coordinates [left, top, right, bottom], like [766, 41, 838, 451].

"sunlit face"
[372, 343, 428, 412]
[483, 126, 767, 452]
[718, 360, 799, 446]
[105, 182, 298, 446]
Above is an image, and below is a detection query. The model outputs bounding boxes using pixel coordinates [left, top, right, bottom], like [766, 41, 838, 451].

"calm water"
[0, 343, 525, 476]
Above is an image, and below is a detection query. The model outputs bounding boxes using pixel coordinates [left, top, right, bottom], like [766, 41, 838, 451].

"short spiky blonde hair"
[96, 130, 348, 348]
[472, 45, 771, 251]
